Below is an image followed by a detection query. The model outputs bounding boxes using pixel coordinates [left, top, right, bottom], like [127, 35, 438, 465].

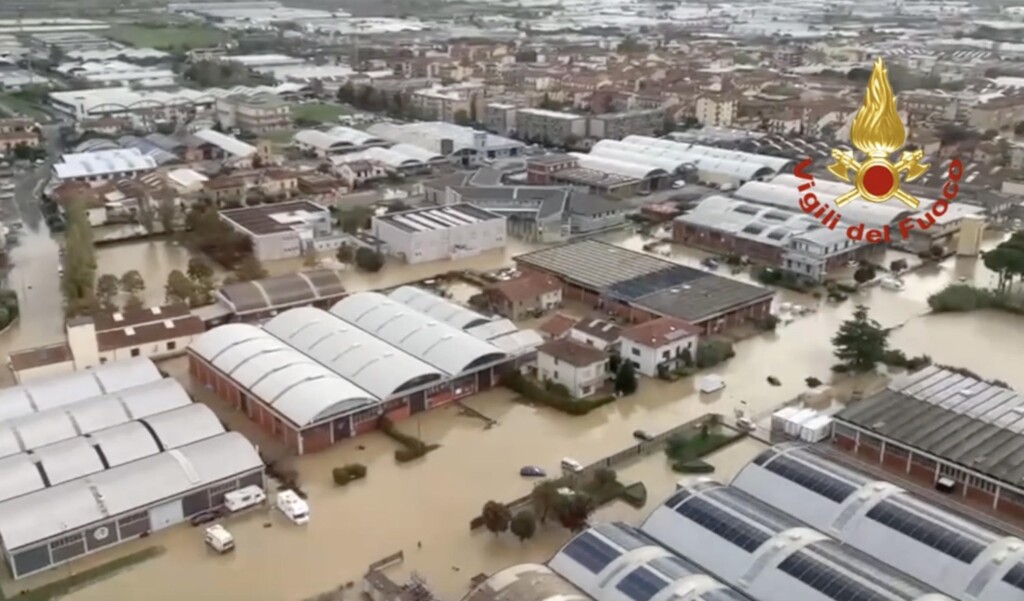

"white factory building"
[52, 148, 158, 184]
[371, 203, 507, 264]
[548, 522, 749, 601]
[583, 137, 789, 187]
[731, 444, 1024, 601]
[292, 126, 386, 157]
[0, 359, 264, 579]
[640, 479, 955, 601]
[366, 121, 524, 167]
[219, 200, 337, 261]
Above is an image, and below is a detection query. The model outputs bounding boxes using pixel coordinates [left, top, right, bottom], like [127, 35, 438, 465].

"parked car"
[633, 429, 654, 442]
[520, 465, 546, 478]
[190, 509, 223, 527]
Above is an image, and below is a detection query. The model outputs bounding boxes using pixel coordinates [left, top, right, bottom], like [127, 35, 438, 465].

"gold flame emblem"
[827, 57, 928, 208]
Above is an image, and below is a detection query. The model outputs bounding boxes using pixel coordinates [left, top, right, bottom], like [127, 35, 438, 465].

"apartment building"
[587, 109, 663, 140]
[515, 108, 588, 145]
[695, 94, 737, 127]
[484, 102, 518, 135]
[411, 83, 485, 123]
[969, 95, 1024, 131]
[215, 93, 291, 134]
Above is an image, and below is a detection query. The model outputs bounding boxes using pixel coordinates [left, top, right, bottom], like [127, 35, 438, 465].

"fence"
[469, 413, 722, 530]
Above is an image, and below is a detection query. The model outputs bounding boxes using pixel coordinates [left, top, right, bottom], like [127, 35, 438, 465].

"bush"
[695, 339, 735, 369]
[332, 463, 368, 486]
[355, 246, 384, 272]
[928, 284, 1024, 314]
[755, 314, 780, 331]
[882, 349, 932, 371]
[755, 267, 814, 292]
[805, 376, 822, 388]
[672, 459, 715, 474]
[501, 372, 615, 415]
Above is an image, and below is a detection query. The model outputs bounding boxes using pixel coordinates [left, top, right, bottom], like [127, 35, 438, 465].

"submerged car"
[519, 466, 546, 478]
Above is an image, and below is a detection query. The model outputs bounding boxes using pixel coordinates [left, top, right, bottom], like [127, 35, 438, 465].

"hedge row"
[332, 464, 367, 486]
[501, 372, 615, 415]
[378, 416, 439, 463]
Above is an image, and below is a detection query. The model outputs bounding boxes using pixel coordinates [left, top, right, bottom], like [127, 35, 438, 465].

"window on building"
[662, 350, 670, 359]
[553, 371, 559, 379]
[631, 347, 641, 357]
[167, 341, 177, 351]
[130, 348, 140, 357]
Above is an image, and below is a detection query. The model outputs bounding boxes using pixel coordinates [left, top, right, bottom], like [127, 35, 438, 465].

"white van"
[204, 524, 234, 553]
[560, 457, 584, 473]
[224, 485, 266, 513]
[276, 490, 310, 525]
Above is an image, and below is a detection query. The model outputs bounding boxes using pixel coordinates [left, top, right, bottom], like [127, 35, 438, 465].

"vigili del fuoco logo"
[792, 57, 963, 243]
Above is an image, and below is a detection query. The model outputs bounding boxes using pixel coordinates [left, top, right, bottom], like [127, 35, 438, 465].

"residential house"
[620, 317, 700, 377]
[215, 93, 291, 134]
[568, 318, 622, 352]
[486, 273, 563, 320]
[297, 174, 350, 203]
[336, 160, 388, 188]
[538, 313, 577, 340]
[695, 94, 737, 127]
[536, 338, 608, 399]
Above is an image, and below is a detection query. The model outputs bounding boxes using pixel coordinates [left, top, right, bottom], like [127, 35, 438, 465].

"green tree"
[531, 480, 561, 524]
[165, 270, 196, 306]
[124, 295, 145, 312]
[510, 510, 537, 542]
[853, 263, 876, 284]
[62, 199, 99, 317]
[120, 270, 146, 298]
[355, 247, 384, 272]
[454, 109, 471, 126]
[614, 361, 638, 395]
[982, 233, 1024, 293]
[235, 255, 268, 282]
[187, 257, 215, 305]
[336, 243, 354, 263]
[338, 207, 371, 234]
[158, 199, 176, 233]
[554, 492, 594, 532]
[96, 274, 121, 312]
[831, 304, 889, 372]
[481, 500, 511, 536]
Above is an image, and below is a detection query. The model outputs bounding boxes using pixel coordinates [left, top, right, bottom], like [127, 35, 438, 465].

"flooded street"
[3, 225, 1024, 601]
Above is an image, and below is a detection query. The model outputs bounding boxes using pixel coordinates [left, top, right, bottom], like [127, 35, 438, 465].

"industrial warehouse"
[832, 365, 1024, 528]
[188, 286, 541, 454]
[0, 359, 264, 579]
[467, 433, 1024, 601]
[515, 239, 774, 334]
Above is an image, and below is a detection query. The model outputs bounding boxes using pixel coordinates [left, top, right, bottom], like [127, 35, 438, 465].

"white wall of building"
[98, 332, 198, 363]
[622, 333, 698, 377]
[372, 214, 506, 264]
[12, 360, 75, 384]
[537, 352, 606, 398]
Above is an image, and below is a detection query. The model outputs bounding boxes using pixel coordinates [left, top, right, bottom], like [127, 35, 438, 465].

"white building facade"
[372, 204, 506, 264]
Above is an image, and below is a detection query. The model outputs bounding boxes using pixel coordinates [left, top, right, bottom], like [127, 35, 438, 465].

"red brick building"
[189, 292, 528, 454]
[831, 365, 1024, 524]
[515, 239, 773, 335]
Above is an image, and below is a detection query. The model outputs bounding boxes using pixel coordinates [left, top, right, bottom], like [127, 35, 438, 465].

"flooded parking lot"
[3, 226, 1024, 601]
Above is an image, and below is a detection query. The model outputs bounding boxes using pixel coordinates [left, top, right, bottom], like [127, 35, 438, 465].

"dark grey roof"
[218, 269, 346, 314]
[469, 168, 505, 186]
[455, 186, 568, 220]
[516, 240, 772, 323]
[836, 366, 1024, 488]
[567, 192, 623, 216]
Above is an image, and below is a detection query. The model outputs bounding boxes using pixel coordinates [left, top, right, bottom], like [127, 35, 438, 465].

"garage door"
[149, 500, 185, 531]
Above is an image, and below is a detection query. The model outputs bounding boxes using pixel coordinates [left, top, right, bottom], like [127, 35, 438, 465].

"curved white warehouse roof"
[0, 403, 224, 503]
[0, 432, 261, 551]
[603, 139, 774, 181]
[325, 126, 384, 146]
[388, 286, 491, 330]
[263, 307, 445, 399]
[0, 378, 192, 459]
[330, 292, 506, 375]
[590, 141, 691, 174]
[549, 522, 749, 601]
[733, 180, 913, 227]
[641, 479, 954, 601]
[189, 323, 379, 427]
[732, 444, 1024, 601]
[294, 129, 355, 152]
[464, 564, 589, 601]
[569, 153, 667, 180]
[622, 135, 793, 173]
[0, 358, 162, 423]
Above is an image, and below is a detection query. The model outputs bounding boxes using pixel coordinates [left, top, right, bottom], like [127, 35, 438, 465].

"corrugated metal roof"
[0, 432, 262, 551]
[387, 286, 490, 330]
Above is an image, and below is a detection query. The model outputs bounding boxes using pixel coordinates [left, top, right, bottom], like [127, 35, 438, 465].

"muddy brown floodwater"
[4, 230, 1024, 601]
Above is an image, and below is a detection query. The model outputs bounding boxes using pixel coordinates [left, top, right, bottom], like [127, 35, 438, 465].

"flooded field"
[4, 226, 1024, 601]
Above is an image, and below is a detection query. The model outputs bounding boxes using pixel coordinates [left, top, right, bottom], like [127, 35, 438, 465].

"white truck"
[224, 485, 266, 513]
[204, 525, 235, 553]
[276, 490, 310, 525]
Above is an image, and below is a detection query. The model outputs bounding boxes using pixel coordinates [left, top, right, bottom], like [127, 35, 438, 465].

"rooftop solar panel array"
[762, 455, 857, 503]
[865, 501, 985, 563]
[561, 531, 621, 574]
[778, 551, 889, 601]
[673, 497, 770, 553]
